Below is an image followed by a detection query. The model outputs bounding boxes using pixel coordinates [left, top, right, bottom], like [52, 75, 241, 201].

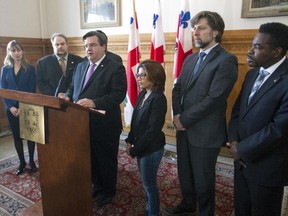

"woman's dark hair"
[137, 59, 166, 92]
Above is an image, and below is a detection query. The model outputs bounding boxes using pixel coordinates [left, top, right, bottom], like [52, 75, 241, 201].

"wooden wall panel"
[0, 30, 258, 145]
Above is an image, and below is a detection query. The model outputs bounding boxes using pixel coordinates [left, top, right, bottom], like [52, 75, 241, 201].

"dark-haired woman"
[125, 59, 167, 216]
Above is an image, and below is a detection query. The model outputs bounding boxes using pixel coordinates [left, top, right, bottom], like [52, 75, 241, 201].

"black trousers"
[234, 166, 284, 216]
[90, 128, 120, 197]
[6, 110, 35, 165]
[176, 131, 220, 216]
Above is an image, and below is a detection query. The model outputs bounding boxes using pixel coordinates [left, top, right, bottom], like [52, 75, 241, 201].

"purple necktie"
[83, 63, 96, 88]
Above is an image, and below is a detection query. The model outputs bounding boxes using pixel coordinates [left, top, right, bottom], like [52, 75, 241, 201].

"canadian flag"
[150, 0, 165, 64]
[124, 0, 141, 126]
[173, 0, 193, 82]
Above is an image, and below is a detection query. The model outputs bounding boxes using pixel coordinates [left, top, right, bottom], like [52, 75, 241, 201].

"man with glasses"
[59, 31, 127, 207]
[83, 30, 123, 65]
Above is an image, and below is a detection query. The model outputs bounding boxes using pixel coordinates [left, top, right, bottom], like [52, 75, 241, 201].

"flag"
[150, 0, 165, 64]
[173, 0, 193, 82]
[124, 0, 140, 127]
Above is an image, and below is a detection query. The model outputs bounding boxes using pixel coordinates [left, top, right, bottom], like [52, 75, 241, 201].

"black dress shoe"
[92, 186, 103, 199]
[16, 163, 26, 176]
[163, 203, 197, 216]
[30, 162, 38, 173]
[97, 195, 113, 207]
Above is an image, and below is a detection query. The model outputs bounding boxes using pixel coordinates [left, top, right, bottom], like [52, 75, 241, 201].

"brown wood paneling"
[0, 30, 258, 146]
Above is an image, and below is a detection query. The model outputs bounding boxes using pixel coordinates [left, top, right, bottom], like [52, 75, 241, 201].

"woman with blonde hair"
[1, 40, 37, 175]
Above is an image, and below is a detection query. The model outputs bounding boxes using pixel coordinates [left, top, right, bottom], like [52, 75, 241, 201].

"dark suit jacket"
[228, 58, 288, 187]
[66, 56, 127, 136]
[172, 45, 238, 148]
[125, 90, 167, 158]
[36, 53, 83, 96]
[1, 65, 36, 109]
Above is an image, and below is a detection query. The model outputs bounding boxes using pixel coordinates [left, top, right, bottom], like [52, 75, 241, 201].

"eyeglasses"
[135, 73, 146, 79]
[84, 43, 98, 49]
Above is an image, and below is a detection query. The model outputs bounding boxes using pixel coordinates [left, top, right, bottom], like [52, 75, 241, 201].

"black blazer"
[125, 90, 167, 158]
[66, 56, 127, 136]
[228, 58, 288, 187]
[36, 53, 83, 96]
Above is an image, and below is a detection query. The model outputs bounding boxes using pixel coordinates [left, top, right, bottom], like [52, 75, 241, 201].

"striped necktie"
[247, 68, 269, 105]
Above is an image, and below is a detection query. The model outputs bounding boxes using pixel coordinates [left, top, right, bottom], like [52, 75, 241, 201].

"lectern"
[0, 89, 94, 216]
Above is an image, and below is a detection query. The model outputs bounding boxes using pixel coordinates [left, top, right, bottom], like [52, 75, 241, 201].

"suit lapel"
[81, 57, 109, 91]
[244, 59, 288, 114]
[135, 92, 156, 123]
[185, 45, 221, 89]
[80, 62, 90, 92]
[182, 55, 198, 92]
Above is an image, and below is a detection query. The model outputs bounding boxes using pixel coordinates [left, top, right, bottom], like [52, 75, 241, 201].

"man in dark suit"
[36, 33, 83, 96]
[164, 11, 238, 216]
[227, 22, 288, 216]
[60, 31, 127, 207]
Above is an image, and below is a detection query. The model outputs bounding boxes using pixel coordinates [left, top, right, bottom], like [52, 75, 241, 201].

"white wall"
[0, 0, 42, 38]
[0, 0, 288, 38]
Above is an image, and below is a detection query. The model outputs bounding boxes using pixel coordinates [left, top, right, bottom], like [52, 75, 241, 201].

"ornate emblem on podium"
[19, 102, 46, 144]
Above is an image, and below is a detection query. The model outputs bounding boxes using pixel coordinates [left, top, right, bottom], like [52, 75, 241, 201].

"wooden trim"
[0, 29, 258, 145]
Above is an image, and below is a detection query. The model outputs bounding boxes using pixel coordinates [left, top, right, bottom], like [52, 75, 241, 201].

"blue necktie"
[185, 52, 207, 88]
[192, 52, 207, 77]
[247, 68, 269, 105]
[181, 52, 207, 105]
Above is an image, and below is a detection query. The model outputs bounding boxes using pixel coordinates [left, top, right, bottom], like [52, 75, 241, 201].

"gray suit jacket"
[172, 45, 238, 148]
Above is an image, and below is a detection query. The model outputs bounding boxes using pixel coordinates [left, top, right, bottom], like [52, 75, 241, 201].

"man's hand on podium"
[58, 92, 70, 101]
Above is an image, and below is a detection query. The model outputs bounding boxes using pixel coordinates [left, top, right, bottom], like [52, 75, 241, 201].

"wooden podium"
[0, 89, 94, 216]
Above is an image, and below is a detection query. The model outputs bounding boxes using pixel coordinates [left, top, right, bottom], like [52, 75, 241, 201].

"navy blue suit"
[1, 65, 36, 109]
[37, 53, 83, 96]
[66, 56, 127, 197]
[228, 58, 288, 215]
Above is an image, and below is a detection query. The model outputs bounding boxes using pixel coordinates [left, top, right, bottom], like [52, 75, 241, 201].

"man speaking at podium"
[59, 31, 127, 207]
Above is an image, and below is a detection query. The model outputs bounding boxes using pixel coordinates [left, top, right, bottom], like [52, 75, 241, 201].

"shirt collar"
[263, 56, 286, 75]
[56, 54, 68, 61]
[200, 43, 219, 55]
[90, 54, 106, 66]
